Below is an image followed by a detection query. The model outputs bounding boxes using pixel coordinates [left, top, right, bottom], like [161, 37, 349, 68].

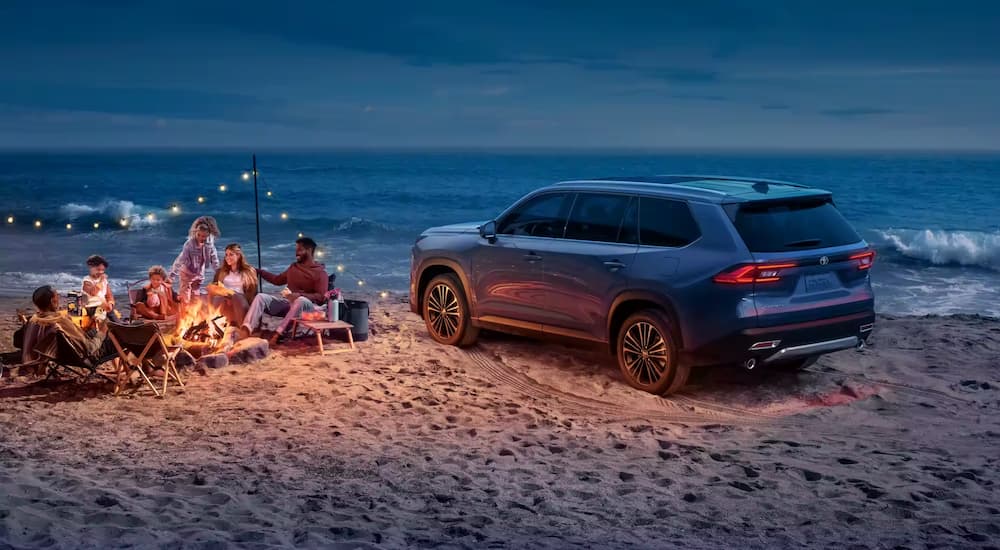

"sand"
[1, 293, 999, 549]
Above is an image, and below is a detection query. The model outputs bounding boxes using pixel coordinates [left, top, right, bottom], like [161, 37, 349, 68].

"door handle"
[604, 260, 626, 270]
[523, 253, 542, 263]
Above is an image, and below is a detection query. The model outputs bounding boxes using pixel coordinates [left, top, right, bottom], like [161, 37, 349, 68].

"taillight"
[713, 263, 796, 284]
[850, 250, 876, 270]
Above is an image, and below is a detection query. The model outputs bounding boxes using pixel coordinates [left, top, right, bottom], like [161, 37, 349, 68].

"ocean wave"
[59, 199, 163, 230]
[875, 228, 1000, 271]
[334, 216, 395, 235]
[0, 271, 129, 296]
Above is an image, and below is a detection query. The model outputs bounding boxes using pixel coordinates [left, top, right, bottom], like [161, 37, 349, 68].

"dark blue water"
[1, 151, 998, 316]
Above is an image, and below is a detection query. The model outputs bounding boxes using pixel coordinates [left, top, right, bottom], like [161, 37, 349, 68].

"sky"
[1, 0, 999, 150]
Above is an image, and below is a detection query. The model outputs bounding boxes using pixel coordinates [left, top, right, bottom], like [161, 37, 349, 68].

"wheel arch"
[607, 291, 684, 355]
[415, 258, 474, 315]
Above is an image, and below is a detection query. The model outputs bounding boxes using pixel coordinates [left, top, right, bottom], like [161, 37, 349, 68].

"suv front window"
[564, 193, 633, 243]
[497, 193, 574, 238]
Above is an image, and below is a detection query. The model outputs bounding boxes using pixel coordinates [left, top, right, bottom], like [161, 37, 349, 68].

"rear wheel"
[616, 309, 689, 395]
[423, 274, 479, 347]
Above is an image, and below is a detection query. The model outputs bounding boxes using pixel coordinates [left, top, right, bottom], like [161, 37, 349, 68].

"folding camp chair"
[34, 330, 118, 384]
[107, 321, 184, 397]
[125, 280, 177, 330]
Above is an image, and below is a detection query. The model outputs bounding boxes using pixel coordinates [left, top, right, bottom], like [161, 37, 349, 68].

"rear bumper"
[682, 310, 875, 367]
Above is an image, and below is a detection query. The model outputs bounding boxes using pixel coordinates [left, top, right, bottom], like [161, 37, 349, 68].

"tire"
[422, 274, 479, 347]
[616, 309, 690, 395]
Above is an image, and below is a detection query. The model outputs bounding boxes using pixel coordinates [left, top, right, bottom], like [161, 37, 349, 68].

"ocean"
[1, 150, 998, 317]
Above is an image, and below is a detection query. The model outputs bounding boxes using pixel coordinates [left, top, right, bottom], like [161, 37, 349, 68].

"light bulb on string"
[357, 280, 365, 287]
[380, 291, 389, 299]
[93, 222, 100, 229]
[218, 184, 227, 192]
[336, 265, 345, 272]
[119, 218, 129, 228]
[65, 223, 73, 230]
[241, 172, 250, 181]
[280, 212, 288, 220]
[146, 213, 156, 222]
[5, 216, 13, 224]
[33, 220, 41, 228]
[170, 204, 180, 214]
[197, 196, 205, 204]
[297, 232, 303, 238]
[266, 191, 273, 197]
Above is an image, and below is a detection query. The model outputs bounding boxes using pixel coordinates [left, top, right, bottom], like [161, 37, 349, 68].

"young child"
[134, 265, 177, 320]
[168, 216, 221, 310]
[81, 254, 121, 322]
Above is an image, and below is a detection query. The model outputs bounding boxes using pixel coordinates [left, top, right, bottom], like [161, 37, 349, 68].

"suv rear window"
[639, 197, 700, 247]
[733, 199, 861, 252]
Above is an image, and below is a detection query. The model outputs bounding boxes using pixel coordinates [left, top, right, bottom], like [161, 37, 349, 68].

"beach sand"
[1, 294, 998, 549]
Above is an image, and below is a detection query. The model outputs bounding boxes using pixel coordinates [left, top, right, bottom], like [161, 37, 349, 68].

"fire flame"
[175, 300, 233, 353]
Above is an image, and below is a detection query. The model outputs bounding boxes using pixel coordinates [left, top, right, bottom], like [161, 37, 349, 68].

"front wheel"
[422, 274, 479, 347]
[616, 309, 689, 395]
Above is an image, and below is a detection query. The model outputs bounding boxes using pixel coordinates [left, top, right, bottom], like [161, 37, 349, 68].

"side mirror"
[479, 220, 497, 242]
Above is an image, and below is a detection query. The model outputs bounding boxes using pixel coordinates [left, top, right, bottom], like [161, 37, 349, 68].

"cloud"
[820, 107, 899, 118]
[760, 103, 791, 110]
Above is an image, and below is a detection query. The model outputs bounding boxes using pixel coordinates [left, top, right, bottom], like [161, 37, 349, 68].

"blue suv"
[410, 176, 875, 395]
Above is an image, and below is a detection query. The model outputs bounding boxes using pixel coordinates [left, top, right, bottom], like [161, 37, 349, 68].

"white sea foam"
[876, 228, 1000, 271]
[0, 271, 129, 297]
[59, 199, 162, 230]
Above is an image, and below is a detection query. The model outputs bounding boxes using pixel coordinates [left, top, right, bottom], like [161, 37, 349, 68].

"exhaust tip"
[856, 339, 866, 352]
[744, 358, 757, 371]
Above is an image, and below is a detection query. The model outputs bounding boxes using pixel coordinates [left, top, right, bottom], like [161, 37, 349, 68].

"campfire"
[173, 301, 238, 357]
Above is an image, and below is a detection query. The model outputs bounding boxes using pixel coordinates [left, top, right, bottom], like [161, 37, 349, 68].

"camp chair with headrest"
[107, 321, 184, 397]
[34, 329, 118, 384]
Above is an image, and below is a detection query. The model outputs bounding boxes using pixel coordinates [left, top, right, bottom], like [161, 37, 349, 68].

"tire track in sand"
[464, 349, 782, 425]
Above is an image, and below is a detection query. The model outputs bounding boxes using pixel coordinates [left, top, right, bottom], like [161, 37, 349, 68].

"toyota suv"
[409, 175, 875, 395]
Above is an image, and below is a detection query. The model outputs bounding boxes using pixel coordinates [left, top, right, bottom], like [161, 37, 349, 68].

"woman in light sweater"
[210, 243, 258, 325]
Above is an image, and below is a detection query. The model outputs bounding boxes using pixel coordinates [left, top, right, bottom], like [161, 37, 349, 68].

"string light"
[66, 223, 73, 230]
[146, 213, 156, 222]
[218, 184, 227, 192]
[336, 265, 345, 272]
[280, 212, 288, 220]
[93, 222, 100, 229]
[297, 232, 303, 238]
[380, 291, 389, 299]
[197, 196, 205, 204]
[170, 204, 180, 214]
[241, 172, 250, 181]
[266, 191, 273, 197]
[119, 218, 129, 228]
[357, 280, 365, 287]
[316, 250, 324, 258]
[5, 216, 12, 224]
[33, 220, 41, 228]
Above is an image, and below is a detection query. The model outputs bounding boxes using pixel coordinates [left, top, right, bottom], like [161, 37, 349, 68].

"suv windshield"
[733, 198, 861, 252]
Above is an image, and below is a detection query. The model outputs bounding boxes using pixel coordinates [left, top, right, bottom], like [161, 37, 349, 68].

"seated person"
[133, 265, 178, 321]
[209, 243, 258, 325]
[81, 254, 121, 322]
[22, 285, 110, 364]
[239, 237, 328, 346]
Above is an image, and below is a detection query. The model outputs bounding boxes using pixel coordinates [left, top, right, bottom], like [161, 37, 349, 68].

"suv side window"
[497, 193, 574, 238]
[639, 197, 700, 247]
[564, 193, 632, 243]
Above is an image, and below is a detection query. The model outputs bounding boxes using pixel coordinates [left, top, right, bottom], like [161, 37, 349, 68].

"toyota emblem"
[819, 256, 830, 266]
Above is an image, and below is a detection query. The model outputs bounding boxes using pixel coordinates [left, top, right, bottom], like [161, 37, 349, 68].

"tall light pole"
[252, 154, 262, 287]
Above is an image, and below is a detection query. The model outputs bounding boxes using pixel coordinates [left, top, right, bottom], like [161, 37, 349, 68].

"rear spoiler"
[721, 193, 835, 222]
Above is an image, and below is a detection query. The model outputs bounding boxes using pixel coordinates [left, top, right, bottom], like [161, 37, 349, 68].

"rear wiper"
[784, 238, 822, 248]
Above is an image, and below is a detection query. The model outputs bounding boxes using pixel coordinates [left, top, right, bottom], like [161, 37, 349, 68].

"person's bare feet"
[267, 332, 280, 347]
[237, 326, 250, 340]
